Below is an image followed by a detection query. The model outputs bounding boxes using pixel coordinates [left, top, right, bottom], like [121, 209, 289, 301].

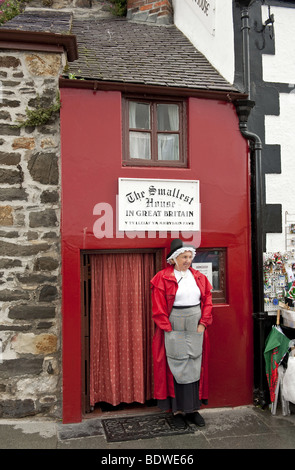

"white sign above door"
[118, 178, 200, 232]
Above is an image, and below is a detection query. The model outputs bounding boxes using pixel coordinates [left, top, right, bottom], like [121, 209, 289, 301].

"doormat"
[102, 413, 194, 442]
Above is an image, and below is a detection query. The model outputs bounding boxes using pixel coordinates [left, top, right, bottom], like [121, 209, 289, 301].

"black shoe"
[172, 414, 185, 429]
[188, 412, 205, 427]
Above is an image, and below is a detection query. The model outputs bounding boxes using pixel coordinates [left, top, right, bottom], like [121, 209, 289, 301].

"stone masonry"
[0, 0, 114, 421]
[0, 48, 65, 419]
[127, 0, 173, 24]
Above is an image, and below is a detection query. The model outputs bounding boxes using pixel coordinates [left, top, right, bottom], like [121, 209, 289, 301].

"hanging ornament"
[274, 252, 282, 265]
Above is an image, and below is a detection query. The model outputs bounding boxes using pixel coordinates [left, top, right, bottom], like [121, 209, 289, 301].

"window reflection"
[193, 249, 227, 303]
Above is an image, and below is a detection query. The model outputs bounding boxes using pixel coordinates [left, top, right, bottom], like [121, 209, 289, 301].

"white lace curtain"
[129, 102, 179, 160]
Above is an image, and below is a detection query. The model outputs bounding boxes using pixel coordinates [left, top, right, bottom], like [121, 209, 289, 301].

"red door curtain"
[89, 253, 155, 407]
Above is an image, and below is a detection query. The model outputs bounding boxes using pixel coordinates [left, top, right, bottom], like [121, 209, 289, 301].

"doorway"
[81, 249, 162, 415]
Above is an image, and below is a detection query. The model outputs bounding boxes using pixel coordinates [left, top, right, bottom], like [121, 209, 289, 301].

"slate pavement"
[1, 405, 295, 456]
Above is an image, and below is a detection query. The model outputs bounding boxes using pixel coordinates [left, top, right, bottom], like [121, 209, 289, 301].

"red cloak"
[151, 265, 213, 402]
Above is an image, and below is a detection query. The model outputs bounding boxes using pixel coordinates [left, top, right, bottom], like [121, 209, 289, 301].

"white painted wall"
[173, 2, 294, 255]
[261, 5, 295, 254]
[265, 93, 295, 253]
[262, 6, 295, 84]
[172, 0, 235, 85]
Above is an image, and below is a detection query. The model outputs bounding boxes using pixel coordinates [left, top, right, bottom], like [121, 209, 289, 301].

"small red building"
[59, 5, 253, 423]
[0, 0, 254, 424]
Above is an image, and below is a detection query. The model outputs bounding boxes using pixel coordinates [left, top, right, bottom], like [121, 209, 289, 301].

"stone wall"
[127, 0, 173, 24]
[0, 49, 65, 418]
[27, 0, 114, 17]
[0, 0, 118, 422]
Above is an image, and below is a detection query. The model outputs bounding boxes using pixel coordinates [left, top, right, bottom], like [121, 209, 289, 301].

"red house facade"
[0, 0, 254, 424]
[60, 87, 253, 422]
[59, 5, 253, 420]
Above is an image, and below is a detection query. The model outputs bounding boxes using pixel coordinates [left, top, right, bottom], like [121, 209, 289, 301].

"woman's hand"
[197, 324, 205, 333]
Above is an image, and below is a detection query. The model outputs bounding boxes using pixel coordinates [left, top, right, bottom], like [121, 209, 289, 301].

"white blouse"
[173, 269, 201, 306]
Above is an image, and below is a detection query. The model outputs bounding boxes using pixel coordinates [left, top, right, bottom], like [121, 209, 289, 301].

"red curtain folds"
[89, 253, 155, 407]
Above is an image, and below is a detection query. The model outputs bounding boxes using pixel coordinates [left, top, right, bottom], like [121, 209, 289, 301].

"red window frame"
[122, 96, 187, 167]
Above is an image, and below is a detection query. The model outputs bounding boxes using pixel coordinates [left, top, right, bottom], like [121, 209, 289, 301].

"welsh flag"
[287, 280, 295, 300]
[264, 326, 290, 402]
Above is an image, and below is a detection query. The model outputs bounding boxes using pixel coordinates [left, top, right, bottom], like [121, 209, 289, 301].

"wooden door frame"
[80, 248, 163, 416]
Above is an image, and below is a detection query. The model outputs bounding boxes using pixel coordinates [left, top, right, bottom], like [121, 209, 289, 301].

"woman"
[151, 239, 213, 427]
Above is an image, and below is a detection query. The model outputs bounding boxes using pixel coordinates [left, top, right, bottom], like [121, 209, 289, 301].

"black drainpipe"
[234, 0, 268, 407]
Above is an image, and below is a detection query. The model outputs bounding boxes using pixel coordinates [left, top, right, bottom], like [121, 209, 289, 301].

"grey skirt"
[164, 305, 203, 385]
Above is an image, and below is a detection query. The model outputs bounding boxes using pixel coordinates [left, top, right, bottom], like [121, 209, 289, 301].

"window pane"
[192, 249, 227, 303]
[129, 102, 150, 130]
[193, 251, 220, 289]
[158, 134, 179, 160]
[157, 104, 179, 131]
[129, 131, 151, 159]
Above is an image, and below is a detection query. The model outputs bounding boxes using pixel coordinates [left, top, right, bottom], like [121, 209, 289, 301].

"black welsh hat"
[166, 238, 196, 262]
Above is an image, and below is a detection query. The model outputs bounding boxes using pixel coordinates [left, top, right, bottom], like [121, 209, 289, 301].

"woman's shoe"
[192, 412, 205, 427]
[172, 413, 185, 429]
[187, 412, 205, 427]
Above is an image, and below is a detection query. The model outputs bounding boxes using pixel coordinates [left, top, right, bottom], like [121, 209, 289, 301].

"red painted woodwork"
[60, 88, 253, 423]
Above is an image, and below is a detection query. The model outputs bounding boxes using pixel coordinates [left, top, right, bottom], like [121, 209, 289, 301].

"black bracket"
[254, 5, 275, 50]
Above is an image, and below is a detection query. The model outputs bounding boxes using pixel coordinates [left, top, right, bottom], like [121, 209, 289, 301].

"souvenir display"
[263, 222, 295, 413]
[263, 251, 295, 312]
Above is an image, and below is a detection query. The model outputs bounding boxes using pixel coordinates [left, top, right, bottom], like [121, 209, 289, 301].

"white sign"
[192, 262, 212, 286]
[118, 178, 200, 232]
[188, 0, 216, 35]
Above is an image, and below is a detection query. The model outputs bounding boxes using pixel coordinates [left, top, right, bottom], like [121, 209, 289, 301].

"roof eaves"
[0, 29, 78, 62]
[59, 77, 247, 102]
